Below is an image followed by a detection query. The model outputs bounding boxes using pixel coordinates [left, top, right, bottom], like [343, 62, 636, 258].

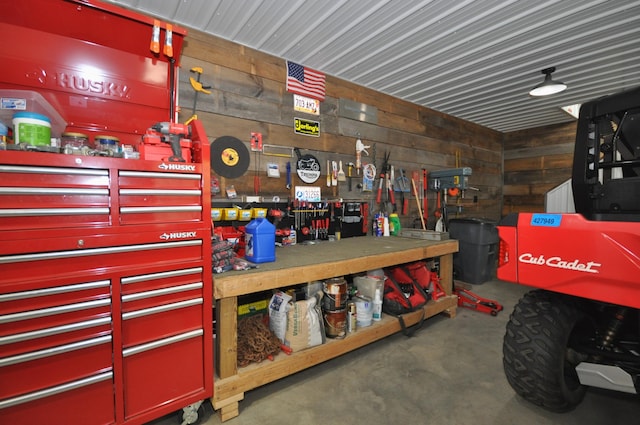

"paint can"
[323, 308, 347, 339]
[323, 277, 347, 311]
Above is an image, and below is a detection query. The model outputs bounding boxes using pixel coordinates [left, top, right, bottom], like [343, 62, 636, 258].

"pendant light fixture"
[529, 67, 567, 97]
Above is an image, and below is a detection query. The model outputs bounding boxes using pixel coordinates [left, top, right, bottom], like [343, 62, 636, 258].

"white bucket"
[13, 112, 51, 146]
[354, 295, 373, 328]
[354, 275, 385, 301]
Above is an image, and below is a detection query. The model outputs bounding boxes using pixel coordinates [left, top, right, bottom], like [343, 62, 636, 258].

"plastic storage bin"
[245, 218, 276, 263]
[448, 218, 499, 284]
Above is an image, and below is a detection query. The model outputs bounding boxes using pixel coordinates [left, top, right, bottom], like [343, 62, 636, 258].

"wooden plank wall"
[178, 30, 504, 226]
[502, 121, 577, 216]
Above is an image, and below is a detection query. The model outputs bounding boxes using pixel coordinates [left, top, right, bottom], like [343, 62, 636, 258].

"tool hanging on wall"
[422, 169, 428, 223]
[251, 132, 263, 195]
[362, 163, 376, 192]
[326, 160, 331, 187]
[412, 177, 426, 230]
[331, 161, 338, 186]
[395, 168, 410, 215]
[189, 67, 211, 119]
[338, 160, 346, 182]
[355, 137, 370, 175]
[286, 161, 291, 190]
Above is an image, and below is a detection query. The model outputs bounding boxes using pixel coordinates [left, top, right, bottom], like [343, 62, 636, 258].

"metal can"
[347, 302, 357, 333]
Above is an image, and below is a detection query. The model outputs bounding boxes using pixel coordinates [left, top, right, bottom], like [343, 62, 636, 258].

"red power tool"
[151, 121, 190, 162]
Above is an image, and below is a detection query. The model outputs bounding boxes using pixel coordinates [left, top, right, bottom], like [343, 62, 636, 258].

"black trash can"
[448, 218, 499, 284]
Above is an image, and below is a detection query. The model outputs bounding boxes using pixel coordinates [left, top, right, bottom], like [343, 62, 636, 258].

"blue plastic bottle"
[245, 218, 276, 263]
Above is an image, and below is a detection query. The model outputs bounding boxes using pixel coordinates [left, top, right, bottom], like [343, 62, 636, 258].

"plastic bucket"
[12, 112, 51, 145]
[354, 295, 373, 328]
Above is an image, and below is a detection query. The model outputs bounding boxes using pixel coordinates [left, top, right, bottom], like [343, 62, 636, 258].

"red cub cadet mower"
[497, 86, 640, 412]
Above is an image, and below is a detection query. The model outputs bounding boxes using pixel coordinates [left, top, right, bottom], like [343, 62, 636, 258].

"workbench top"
[214, 236, 458, 298]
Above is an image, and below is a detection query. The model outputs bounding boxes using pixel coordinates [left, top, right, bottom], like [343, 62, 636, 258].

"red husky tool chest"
[0, 1, 213, 424]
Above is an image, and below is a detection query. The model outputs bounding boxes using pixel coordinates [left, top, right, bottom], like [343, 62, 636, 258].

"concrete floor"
[149, 279, 639, 425]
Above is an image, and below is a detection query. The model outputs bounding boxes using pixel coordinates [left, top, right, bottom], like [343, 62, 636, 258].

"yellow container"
[224, 208, 238, 221]
[211, 208, 223, 221]
[252, 208, 267, 218]
[238, 209, 252, 221]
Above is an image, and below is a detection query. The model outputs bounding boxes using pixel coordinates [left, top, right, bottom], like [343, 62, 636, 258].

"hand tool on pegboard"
[250, 132, 262, 195]
[395, 168, 410, 215]
[355, 136, 370, 175]
[286, 161, 291, 190]
[376, 151, 390, 204]
[326, 159, 331, 187]
[422, 169, 428, 223]
[338, 160, 346, 182]
[347, 162, 355, 191]
[411, 178, 427, 230]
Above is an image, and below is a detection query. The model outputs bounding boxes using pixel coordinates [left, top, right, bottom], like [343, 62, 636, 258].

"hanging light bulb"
[529, 67, 567, 97]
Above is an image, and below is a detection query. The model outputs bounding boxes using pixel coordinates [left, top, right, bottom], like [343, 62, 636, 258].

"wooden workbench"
[211, 236, 459, 421]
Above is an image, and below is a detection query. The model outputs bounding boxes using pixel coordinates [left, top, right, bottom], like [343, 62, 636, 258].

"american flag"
[286, 61, 326, 101]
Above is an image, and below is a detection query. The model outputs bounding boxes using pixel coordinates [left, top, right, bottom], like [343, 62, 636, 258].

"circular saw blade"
[210, 135, 250, 178]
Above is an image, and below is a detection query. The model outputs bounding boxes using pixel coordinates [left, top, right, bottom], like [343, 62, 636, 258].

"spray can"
[347, 302, 357, 332]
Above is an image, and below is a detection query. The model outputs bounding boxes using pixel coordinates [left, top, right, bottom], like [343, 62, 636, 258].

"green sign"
[294, 117, 320, 137]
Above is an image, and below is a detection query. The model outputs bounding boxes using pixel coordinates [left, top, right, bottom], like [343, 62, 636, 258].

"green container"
[13, 112, 51, 145]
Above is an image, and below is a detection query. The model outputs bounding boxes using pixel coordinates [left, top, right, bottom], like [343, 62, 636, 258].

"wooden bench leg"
[212, 393, 244, 422]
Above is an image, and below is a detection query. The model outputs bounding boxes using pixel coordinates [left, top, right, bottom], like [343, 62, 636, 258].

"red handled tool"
[454, 287, 504, 316]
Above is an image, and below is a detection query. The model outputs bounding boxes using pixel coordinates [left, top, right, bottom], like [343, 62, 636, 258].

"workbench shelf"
[211, 236, 458, 421]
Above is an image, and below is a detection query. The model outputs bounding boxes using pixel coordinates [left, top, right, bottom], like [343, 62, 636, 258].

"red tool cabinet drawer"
[0, 335, 112, 400]
[122, 329, 205, 420]
[0, 240, 204, 284]
[118, 170, 202, 191]
[121, 266, 203, 295]
[0, 279, 111, 315]
[0, 297, 111, 337]
[0, 164, 111, 231]
[0, 371, 115, 425]
[119, 206, 203, 225]
[122, 297, 203, 348]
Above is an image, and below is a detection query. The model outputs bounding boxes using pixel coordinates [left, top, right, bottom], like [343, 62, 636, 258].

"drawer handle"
[122, 298, 203, 320]
[122, 267, 203, 285]
[119, 170, 201, 180]
[120, 205, 202, 214]
[0, 207, 110, 217]
[0, 317, 111, 346]
[123, 329, 203, 357]
[0, 335, 112, 367]
[119, 189, 202, 196]
[0, 240, 202, 265]
[0, 371, 113, 410]
[0, 298, 111, 324]
[0, 165, 108, 177]
[0, 187, 109, 196]
[0, 280, 110, 302]
[122, 282, 203, 302]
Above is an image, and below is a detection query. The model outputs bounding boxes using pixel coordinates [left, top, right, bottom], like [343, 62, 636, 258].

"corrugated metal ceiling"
[104, 0, 640, 132]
